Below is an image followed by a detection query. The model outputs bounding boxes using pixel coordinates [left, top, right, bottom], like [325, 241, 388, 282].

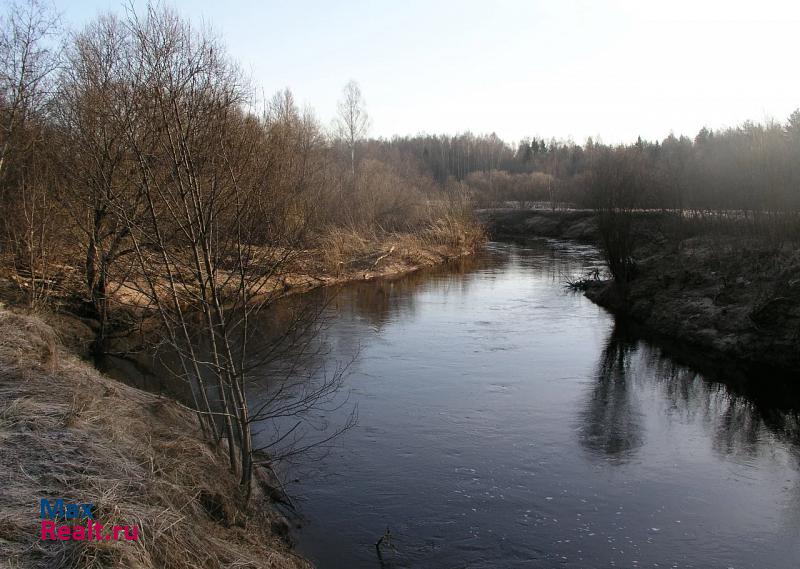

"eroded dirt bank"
[0, 308, 310, 569]
[482, 208, 800, 372]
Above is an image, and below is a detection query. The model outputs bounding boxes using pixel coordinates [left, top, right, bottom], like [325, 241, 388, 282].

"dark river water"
[260, 239, 800, 569]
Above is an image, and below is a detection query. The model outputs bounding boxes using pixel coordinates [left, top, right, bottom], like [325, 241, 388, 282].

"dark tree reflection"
[578, 326, 644, 460]
[640, 338, 800, 464]
[580, 319, 800, 467]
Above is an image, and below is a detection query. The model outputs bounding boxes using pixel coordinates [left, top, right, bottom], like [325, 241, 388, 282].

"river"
[258, 239, 800, 569]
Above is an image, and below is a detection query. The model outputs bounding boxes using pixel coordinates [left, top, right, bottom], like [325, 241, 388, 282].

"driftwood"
[372, 246, 396, 268]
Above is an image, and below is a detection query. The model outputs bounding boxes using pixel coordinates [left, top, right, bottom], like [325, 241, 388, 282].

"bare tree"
[260, 87, 328, 239]
[335, 79, 369, 191]
[0, 0, 61, 307]
[0, 0, 59, 183]
[55, 14, 147, 347]
[111, 4, 350, 504]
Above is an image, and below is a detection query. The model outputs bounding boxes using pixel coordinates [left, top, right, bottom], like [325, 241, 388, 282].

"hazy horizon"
[57, 0, 800, 145]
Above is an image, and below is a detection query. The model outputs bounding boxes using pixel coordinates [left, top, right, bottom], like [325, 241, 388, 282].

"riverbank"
[0, 225, 483, 568]
[270, 224, 484, 297]
[478, 208, 598, 241]
[584, 231, 800, 372]
[0, 222, 484, 358]
[0, 307, 310, 568]
[482, 208, 800, 372]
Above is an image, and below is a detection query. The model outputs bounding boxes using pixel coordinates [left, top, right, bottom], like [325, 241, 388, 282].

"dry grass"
[0, 214, 484, 323]
[0, 309, 309, 569]
[318, 216, 484, 276]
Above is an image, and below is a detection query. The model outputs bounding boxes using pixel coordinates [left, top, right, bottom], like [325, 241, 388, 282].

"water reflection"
[580, 319, 800, 468]
[103, 238, 800, 568]
[329, 252, 492, 330]
[579, 327, 644, 460]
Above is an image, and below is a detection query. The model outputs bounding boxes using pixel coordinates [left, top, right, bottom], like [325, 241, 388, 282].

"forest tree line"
[370, 117, 800, 220]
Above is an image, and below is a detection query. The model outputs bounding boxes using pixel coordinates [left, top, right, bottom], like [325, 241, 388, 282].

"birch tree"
[335, 79, 369, 191]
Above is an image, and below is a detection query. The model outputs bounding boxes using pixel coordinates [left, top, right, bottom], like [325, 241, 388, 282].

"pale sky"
[55, 0, 800, 145]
